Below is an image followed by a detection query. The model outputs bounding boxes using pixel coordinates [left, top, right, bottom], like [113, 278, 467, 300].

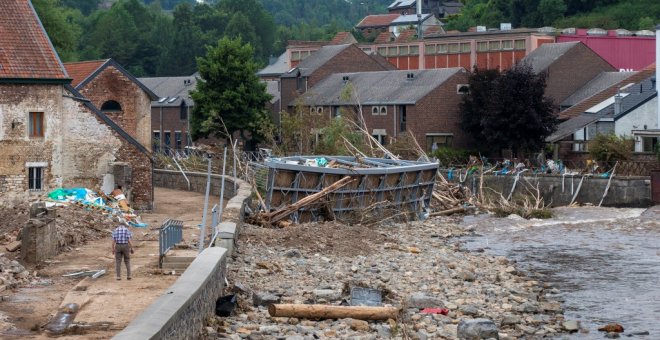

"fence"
[158, 218, 183, 267]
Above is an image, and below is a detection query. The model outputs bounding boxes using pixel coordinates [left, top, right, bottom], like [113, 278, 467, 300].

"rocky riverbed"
[205, 217, 568, 339]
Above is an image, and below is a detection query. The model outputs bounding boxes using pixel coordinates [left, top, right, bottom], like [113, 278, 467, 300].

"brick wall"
[545, 44, 616, 106]
[77, 65, 153, 151]
[151, 105, 190, 152]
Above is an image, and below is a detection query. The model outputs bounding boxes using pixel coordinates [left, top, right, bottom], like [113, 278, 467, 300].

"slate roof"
[295, 68, 464, 106]
[521, 41, 581, 73]
[139, 73, 199, 107]
[441, 1, 464, 15]
[547, 75, 658, 142]
[0, 0, 69, 82]
[65, 59, 158, 100]
[281, 44, 352, 78]
[561, 71, 635, 108]
[392, 14, 434, 25]
[388, 0, 416, 9]
[559, 64, 656, 120]
[356, 14, 400, 28]
[258, 52, 290, 77]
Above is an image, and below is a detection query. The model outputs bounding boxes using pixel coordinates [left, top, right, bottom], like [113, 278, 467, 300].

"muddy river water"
[461, 206, 659, 339]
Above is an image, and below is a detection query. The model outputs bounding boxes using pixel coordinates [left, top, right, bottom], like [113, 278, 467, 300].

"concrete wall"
[452, 173, 651, 207]
[113, 247, 228, 340]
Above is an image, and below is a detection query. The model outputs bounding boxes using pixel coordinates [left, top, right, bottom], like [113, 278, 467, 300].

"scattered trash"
[350, 287, 382, 307]
[62, 270, 106, 278]
[215, 294, 237, 317]
[45, 187, 147, 228]
[420, 308, 449, 315]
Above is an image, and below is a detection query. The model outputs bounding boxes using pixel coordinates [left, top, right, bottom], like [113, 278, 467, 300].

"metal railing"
[159, 218, 183, 267]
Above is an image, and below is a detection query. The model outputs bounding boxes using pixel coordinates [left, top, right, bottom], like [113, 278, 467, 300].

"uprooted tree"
[460, 63, 558, 157]
[190, 37, 273, 147]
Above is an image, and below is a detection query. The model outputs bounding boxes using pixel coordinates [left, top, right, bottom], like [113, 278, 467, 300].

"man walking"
[112, 220, 133, 280]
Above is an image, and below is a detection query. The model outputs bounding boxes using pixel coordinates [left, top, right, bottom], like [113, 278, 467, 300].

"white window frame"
[26, 162, 47, 192]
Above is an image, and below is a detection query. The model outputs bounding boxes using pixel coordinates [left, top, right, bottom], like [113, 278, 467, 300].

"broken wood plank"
[268, 304, 399, 321]
[429, 207, 465, 217]
[6, 240, 20, 252]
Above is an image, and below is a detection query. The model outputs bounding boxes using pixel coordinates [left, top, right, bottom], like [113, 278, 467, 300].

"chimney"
[656, 24, 659, 129]
[614, 88, 623, 116]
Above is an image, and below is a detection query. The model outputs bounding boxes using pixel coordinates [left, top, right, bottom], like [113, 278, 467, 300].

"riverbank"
[206, 216, 567, 339]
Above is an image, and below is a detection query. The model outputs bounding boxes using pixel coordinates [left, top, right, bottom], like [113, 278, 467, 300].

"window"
[180, 101, 188, 120]
[316, 106, 324, 114]
[460, 43, 471, 53]
[399, 46, 409, 56]
[426, 134, 453, 151]
[502, 40, 514, 50]
[514, 39, 526, 50]
[399, 106, 407, 132]
[448, 43, 459, 53]
[477, 42, 488, 52]
[380, 106, 387, 115]
[371, 106, 379, 115]
[296, 76, 304, 92]
[410, 45, 419, 56]
[100, 100, 122, 112]
[457, 84, 470, 94]
[29, 112, 44, 138]
[164, 131, 171, 148]
[438, 44, 448, 54]
[175, 131, 182, 151]
[291, 51, 301, 61]
[372, 134, 387, 145]
[377, 47, 387, 56]
[28, 166, 44, 191]
[311, 106, 318, 115]
[425, 44, 436, 55]
[489, 41, 501, 51]
[387, 46, 398, 57]
[153, 131, 161, 153]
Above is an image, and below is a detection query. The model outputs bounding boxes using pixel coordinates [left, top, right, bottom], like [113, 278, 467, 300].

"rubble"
[205, 217, 567, 339]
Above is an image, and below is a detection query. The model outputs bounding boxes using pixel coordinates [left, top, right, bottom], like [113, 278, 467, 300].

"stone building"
[0, 0, 153, 210]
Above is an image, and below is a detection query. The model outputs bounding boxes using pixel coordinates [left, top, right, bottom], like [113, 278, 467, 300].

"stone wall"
[451, 173, 652, 207]
[112, 247, 228, 340]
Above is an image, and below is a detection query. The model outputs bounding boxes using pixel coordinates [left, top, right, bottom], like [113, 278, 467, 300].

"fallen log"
[429, 207, 465, 217]
[268, 304, 399, 321]
[6, 240, 21, 252]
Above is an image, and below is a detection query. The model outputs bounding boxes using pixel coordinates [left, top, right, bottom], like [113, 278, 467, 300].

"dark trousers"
[115, 244, 131, 278]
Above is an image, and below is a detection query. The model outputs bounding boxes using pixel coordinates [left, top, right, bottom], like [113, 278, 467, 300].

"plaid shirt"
[112, 225, 132, 244]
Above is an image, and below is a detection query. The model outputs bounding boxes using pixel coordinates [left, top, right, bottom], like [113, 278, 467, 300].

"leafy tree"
[61, 0, 101, 15]
[539, 0, 567, 25]
[461, 64, 558, 156]
[157, 3, 202, 75]
[33, 0, 83, 62]
[588, 133, 633, 163]
[190, 37, 272, 145]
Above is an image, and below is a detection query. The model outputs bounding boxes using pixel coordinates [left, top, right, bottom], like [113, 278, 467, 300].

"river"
[461, 206, 660, 339]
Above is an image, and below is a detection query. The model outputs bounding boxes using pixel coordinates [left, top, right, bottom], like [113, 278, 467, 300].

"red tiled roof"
[374, 31, 393, 44]
[357, 14, 400, 28]
[395, 29, 417, 43]
[558, 63, 656, 120]
[330, 32, 351, 45]
[0, 0, 68, 81]
[64, 60, 109, 87]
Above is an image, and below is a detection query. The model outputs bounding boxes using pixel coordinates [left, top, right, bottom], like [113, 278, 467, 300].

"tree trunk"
[268, 304, 399, 321]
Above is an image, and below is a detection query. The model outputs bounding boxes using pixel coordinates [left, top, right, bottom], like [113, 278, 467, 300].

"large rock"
[457, 319, 499, 340]
[562, 320, 580, 332]
[408, 292, 444, 309]
[252, 291, 280, 306]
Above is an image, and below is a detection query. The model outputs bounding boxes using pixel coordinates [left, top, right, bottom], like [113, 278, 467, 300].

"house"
[280, 44, 397, 120]
[356, 14, 401, 38]
[293, 68, 472, 151]
[547, 64, 658, 161]
[0, 0, 153, 210]
[521, 41, 616, 106]
[64, 59, 158, 151]
[559, 71, 635, 111]
[139, 74, 198, 153]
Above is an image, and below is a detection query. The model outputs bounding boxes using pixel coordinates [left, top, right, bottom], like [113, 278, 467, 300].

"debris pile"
[0, 253, 35, 288]
[54, 205, 117, 250]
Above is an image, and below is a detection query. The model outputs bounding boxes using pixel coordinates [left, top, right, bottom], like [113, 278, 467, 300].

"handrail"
[158, 218, 184, 268]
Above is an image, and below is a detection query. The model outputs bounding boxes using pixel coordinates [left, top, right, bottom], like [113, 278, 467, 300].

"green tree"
[33, 0, 83, 62]
[157, 3, 202, 75]
[588, 133, 633, 163]
[190, 38, 272, 146]
[461, 64, 558, 156]
[539, 0, 567, 25]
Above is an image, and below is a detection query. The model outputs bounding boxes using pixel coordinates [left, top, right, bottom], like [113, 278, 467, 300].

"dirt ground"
[0, 187, 214, 339]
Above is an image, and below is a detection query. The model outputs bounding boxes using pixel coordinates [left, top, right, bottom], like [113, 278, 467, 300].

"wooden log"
[268, 304, 399, 321]
[429, 207, 465, 217]
[6, 240, 21, 252]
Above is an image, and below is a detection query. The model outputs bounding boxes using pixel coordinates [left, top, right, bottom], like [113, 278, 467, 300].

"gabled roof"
[395, 29, 418, 43]
[561, 71, 635, 108]
[0, 0, 69, 82]
[356, 14, 400, 28]
[548, 75, 658, 142]
[64, 59, 158, 100]
[282, 44, 352, 78]
[295, 68, 465, 106]
[367, 53, 398, 71]
[392, 13, 434, 25]
[521, 41, 581, 73]
[374, 31, 394, 44]
[559, 64, 656, 120]
[330, 32, 357, 45]
[139, 73, 199, 107]
[65, 84, 150, 156]
[388, 0, 416, 9]
[258, 52, 290, 77]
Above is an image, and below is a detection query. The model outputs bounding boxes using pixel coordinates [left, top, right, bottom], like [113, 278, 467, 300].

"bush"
[431, 147, 476, 167]
[588, 133, 633, 163]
